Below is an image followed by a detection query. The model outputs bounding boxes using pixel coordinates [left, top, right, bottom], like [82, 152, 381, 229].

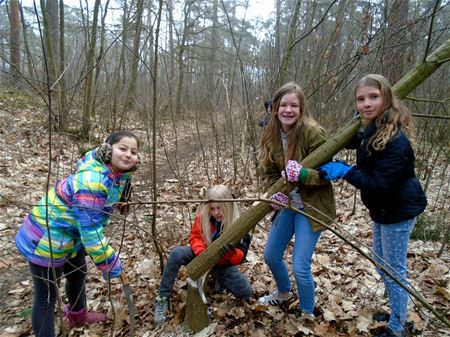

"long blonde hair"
[356, 74, 413, 153]
[199, 185, 240, 245]
[259, 82, 319, 166]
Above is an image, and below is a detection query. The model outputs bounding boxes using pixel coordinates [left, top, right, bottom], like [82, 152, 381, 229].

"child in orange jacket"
[153, 184, 252, 325]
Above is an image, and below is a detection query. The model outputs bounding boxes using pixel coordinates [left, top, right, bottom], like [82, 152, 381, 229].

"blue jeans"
[158, 246, 251, 299]
[29, 250, 87, 337]
[264, 209, 321, 314]
[373, 218, 416, 334]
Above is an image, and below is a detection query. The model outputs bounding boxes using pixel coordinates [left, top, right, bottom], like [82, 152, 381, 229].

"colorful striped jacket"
[15, 149, 131, 278]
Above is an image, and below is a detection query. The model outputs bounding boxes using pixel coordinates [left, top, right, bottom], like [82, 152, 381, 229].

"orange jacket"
[189, 213, 251, 266]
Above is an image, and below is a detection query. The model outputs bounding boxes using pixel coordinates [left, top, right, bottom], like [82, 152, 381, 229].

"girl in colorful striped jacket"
[15, 131, 139, 337]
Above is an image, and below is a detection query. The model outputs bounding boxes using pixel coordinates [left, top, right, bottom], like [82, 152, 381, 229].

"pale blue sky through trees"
[21, 0, 275, 22]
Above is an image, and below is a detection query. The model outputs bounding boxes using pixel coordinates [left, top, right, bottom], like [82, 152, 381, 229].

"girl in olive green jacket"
[257, 82, 335, 320]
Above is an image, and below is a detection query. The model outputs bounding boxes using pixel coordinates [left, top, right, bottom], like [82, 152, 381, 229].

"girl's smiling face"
[209, 202, 223, 222]
[277, 92, 301, 133]
[356, 85, 384, 124]
[110, 136, 139, 173]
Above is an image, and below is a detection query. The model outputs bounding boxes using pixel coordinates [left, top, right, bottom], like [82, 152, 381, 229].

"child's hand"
[101, 256, 122, 280]
[218, 243, 245, 266]
[318, 161, 353, 180]
[115, 202, 130, 215]
[282, 160, 308, 183]
[219, 243, 235, 259]
[270, 192, 288, 211]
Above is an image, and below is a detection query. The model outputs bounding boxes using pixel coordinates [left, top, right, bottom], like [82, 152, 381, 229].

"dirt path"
[136, 125, 205, 187]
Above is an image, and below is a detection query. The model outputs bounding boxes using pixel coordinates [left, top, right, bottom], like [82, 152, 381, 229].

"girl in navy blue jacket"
[319, 74, 426, 337]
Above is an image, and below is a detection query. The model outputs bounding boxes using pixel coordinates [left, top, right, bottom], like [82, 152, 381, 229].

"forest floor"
[0, 93, 449, 337]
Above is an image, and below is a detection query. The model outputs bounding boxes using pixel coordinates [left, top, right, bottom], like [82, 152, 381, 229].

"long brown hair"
[356, 74, 413, 152]
[259, 82, 318, 165]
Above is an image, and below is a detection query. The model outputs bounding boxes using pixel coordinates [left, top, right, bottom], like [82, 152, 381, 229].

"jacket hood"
[77, 148, 108, 174]
[77, 148, 131, 179]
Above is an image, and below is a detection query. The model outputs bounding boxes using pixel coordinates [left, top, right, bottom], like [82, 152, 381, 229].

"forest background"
[0, 0, 449, 336]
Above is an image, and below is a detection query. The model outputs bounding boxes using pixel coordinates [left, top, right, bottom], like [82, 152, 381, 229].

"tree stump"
[184, 283, 208, 332]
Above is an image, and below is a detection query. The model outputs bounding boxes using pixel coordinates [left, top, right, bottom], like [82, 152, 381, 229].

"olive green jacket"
[259, 123, 336, 231]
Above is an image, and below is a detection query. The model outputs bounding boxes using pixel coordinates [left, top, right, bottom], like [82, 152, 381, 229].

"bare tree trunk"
[124, 0, 144, 112]
[276, 0, 301, 87]
[58, 0, 67, 130]
[81, 0, 100, 138]
[113, 0, 130, 130]
[167, 0, 175, 81]
[174, 0, 194, 116]
[93, 1, 111, 132]
[299, 0, 317, 86]
[47, 0, 59, 61]
[9, 0, 21, 84]
[40, 0, 59, 129]
[324, 0, 348, 99]
[185, 283, 209, 332]
[19, 2, 34, 79]
[383, 0, 409, 83]
[46, 0, 65, 130]
[150, 0, 165, 274]
[274, 0, 281, 73]
[208, 0, 220, 178]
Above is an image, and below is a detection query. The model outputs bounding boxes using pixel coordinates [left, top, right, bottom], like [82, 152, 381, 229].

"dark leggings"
[29, 250, 87, 337]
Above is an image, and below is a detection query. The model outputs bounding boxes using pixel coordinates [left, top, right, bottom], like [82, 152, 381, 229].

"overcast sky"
[21, 0, 274, 22]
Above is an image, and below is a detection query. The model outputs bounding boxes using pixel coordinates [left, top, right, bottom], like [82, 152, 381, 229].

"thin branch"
[422, 0, 441, 62]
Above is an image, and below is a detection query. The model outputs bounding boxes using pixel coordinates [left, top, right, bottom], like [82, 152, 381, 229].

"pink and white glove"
[270, 192, 289, 211]
[282, 160, 308, 183]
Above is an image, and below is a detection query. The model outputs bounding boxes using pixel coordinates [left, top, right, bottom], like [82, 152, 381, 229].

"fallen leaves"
[0, 102, 449, 337]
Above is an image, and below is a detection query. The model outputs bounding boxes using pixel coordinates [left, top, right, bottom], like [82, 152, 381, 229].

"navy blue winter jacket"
[344, 123, 427, 224]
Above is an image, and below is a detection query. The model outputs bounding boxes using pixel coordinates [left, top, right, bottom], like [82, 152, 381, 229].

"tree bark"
[9, 0, 21, 84]
[151, 0, 165, 275]
[19, 2, 33, 79]
[124, 0, 144, 112]
[393, 38, 450, 99]
[383, 0, 409, 83]
[276, 0, 301, 87]
[40, 0, 59, 129]
[174, 0, 194, 116]
[112, 0, 130, 130]
[184, 283, 209, 332]
[58, 0, 67, 130]
[81, 0, 100, 138]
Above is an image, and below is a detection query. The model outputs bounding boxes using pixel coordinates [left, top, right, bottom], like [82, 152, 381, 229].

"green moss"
[18, 307, 32, 318]
[0, 85, 36, 109]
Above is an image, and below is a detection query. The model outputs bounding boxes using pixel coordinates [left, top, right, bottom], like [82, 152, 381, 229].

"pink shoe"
[64, 304, 108, 328]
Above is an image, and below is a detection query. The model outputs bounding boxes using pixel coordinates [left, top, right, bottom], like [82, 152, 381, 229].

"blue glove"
[318, 161, 353, 180]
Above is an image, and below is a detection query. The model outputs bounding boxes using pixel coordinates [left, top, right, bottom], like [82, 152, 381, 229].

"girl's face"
[110, 136, 139, 173]
[277, 92, 301, 133]
[209, 202, 223, 222]
[356, 85, 384, 124]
